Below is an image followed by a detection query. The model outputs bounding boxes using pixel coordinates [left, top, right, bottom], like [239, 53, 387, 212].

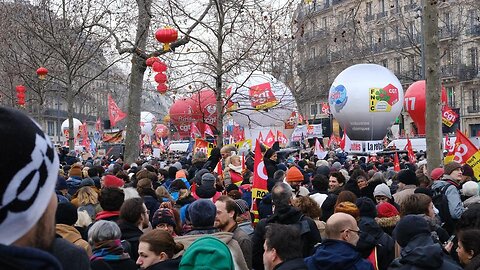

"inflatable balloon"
[404, 80, 448, 135]
[190, 89, 218, 133]
[140, 111, 156, 136]
[61, 118, 82, 137]
[329, 64, 404, 141]
[227, 71, 297, 129]
[169, 98, 200, 138]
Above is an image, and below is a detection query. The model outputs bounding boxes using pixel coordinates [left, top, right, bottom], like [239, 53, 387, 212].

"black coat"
[91, 258, 138, 270]
[252, 206, 321, 270]
[118, 221, 143, 262]
[356, 217, 395, 270]
[274, 258, 308, 270]
[145, 257, 181, 270]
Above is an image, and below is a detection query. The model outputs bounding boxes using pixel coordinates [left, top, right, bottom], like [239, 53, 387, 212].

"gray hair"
[272, 182, 293, 208]
[88, 220, 121, 244]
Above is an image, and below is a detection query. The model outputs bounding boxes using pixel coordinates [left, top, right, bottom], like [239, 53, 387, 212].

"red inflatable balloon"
[404, 80, 447, 135]
[169, 98, 201, 138]
[190, 89, 218, 133]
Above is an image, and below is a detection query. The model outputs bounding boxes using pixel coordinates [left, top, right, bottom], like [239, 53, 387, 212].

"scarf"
[228, 164, 243, 174]
[90, 239, 130, 262]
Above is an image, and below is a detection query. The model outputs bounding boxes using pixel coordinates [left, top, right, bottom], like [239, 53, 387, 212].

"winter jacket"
[52, 237, 91, 270]
[431, 179, 465, 219]
[275, 258, 308, 270]
[67, 176, 82, 196]
[174, 231, 249, 270]
[392, 185, 416, 207]
[252, 206, 321, 270]
[237, 221, 254, 237]
[118, 221, 143, 262]
[356, 217, 395, 270]
[304, 239, 374, 270]
[466, 255, 480, 270]
[145, 257, 181, 270]
[188, 161, 206, 181]
[90, 258, 138, 270]
[0, 244, 62, 270]
[464, 195, 480, 208]
[56, 224, 92, 256]
[388, 234, 462, 270]
[142, 194, 160, 221]
[232, 225, 253, 269]
[264, 157, 278, 181]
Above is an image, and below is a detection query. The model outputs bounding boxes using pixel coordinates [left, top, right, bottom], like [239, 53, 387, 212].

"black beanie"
[393, 215, 430, 247]
[56, 202, 78, 226]
[397, 169, 418, 186]
[356, 197, 377, 218]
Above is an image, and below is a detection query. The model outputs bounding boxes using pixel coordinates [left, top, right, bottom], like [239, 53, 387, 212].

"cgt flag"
[264, 130, 276, 148]
[107, 94, 127, 127]
[444, 129, 480, 179]
[252, 140, 268, 200]
[405, 136, 416, 164]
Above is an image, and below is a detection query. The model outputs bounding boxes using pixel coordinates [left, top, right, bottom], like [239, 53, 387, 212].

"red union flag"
[249, 82, 278, 110]
[264, 130, 276, 148]
[405, 136, 416, 164]
[393, 152, 401, 172]
[108, 94, 127, 127]
[321, 102, 330, 114]
[252, 140, 268, 199]
[442, 106, 458, 127]
[277, 130, 288, 145]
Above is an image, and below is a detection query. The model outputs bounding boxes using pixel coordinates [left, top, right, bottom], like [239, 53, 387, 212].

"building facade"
[293, 0, 480, 137]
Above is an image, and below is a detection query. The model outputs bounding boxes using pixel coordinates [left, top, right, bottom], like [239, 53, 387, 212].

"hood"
[305, 240, 363, 270]
[194, 184, 217, 199]
[173, 231, 234, 258]
[359, 217, 384, 238]
[55, 224, 82, 244]
[268, 206, 303, 224]
[398, 234, 444, 268]
[118, 220, 143, 241]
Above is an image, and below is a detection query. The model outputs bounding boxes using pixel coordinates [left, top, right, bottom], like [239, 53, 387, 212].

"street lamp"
[416, 3, 425, 79]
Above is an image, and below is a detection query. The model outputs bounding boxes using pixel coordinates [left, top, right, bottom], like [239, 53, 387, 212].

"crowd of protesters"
[3, 106, 480, 270]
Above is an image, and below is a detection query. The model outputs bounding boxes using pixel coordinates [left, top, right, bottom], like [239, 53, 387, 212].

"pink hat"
[103, 175, 125, 188]
[430, 168, 444, 181]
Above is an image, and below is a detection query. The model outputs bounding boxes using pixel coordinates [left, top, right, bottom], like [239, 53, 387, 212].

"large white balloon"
[228, 71, 296, 128]
[61, 118, 82, 137]
[140, 111, 156, 136]
[329, 64, 404, 141]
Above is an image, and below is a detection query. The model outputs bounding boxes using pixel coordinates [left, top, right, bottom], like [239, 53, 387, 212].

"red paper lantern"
[157, 83, 168, 94]
[152, 61, 167, 72]
[155, 27, 178, 51]
[16, 85, 26, 106]
[36, 67, 48, 80]
[154, 73, 167, 84]
[145, 57, 158, 67]
[404, 80, 447, 135]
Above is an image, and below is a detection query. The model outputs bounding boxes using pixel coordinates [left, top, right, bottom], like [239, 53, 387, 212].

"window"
[368, 32, 374, 48]
[408, 21, 415, 36]
[469, 47, 478, 68]
[323, 17, 328, 28]
[380, 28, 386, 45]
[444, 12, 452, 30]
[381, 59, 388, 68]
[337, 11, 344, 25]
[394, 25, 400, 41]
[47, 121, 55, 136]
[395, 58, 401, 74]
[366, 2, 372, 16]
[471, 124, 480, 137]
[468, 9, 477, 28]
[310, 104, 318, 116]
[379, 0, 385, 13]
[446, 86, 455, 108]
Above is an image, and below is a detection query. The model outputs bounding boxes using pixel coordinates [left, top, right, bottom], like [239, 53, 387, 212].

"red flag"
[107, 94, 127, 127]
[264, 130, 276, 148]
[321, 102, 330, 114]
[204, 124, 214, 137]
[405, 136, 416, 164]
[81, 121, 89, 151]
[393, 152, 401, 172]
[298, 113, 304, 124]
[276, 130, 288, 145]
[252, 140, 268, 199]
[190, 123, 202, 138]
[95, 118, 101, 131]
[216, 159, 223, 176]
[340, 129, 346, 150]
[445, 134, 454, 153]
[258, 131, 264, 143]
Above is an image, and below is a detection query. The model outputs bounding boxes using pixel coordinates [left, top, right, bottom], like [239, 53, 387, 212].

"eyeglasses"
[341, 228, 362, 235]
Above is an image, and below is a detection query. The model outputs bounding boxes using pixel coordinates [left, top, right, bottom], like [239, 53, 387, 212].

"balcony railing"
[440, 64, 458, 78]
[439, 25, 458, 40]
[459, 65, 479, 81]
[467, 25, 480, 37]
[467, 106, 480, 113]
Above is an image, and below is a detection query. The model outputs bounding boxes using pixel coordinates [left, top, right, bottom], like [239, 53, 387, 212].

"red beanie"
[376, 202, 399, 218]
[285, 166, 304, 182]
[103, 175, 125, 188]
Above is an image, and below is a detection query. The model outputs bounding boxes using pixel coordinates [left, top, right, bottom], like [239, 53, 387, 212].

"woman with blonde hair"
[77, 186, 101, 221]
[223, 155, 243, 186]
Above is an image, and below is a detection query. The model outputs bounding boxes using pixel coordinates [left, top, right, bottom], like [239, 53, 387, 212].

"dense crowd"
[2, 106, 480, 270]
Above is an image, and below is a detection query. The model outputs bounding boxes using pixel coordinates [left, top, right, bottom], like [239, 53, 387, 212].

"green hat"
[179, 236, 234, 270]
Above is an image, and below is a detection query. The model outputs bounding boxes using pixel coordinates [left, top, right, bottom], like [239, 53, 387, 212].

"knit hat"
[332, 162, 342, 171]
[335, 201, 360, 220]
[176, 170, 187, 179]
[234, 199, 249, 215]
[55, 202, 78, 226]
[103, 175, 125, 188]
[0, 107, 59, 245]
[316, 160, 329, 167]
[69, 164, 83, 178]
[179, 236, 234, 270]
[80, 178, 95, 187]
[376, 202, 399, 218]
[373, 183, 392, 199]
[56, 175, 68, 191]
[194, 169, 210, 185]
[356, 197, 377, 218]
[397, 169, 418, 186]
[172, 162, 183, 170]
[462, 181, 479, 197]
[393, 215, 431, 247]
[201, 173, 216, 186]
[444, 161, 462, 175]
[151, 208, 176, 228]
[430, 168, 444, 181]
[189, 199, 216, 228]
[285, 166, 304, 182]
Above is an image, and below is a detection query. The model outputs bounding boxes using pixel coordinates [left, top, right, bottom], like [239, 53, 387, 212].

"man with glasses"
[304, 212, 374, 270]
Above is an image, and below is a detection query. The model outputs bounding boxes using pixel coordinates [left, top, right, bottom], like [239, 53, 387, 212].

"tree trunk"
[215, 0, 224, 147]
[124, 0, 152, 164]
[67, 86, 75, 151]
[424, 0, 442, 172]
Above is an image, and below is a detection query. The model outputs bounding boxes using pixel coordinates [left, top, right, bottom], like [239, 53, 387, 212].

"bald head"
[325, 213, 358, 240]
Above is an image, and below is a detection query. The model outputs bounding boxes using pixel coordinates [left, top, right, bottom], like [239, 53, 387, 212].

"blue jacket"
[66, 176, 82, 196]
[304, 239, 374, 270]
[431, 179, 465, 219]
[388, 234, 462, 270]
[0, 244, 62, 270]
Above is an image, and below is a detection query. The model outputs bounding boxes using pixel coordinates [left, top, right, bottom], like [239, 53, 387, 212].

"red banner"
[442, 106, 458, 127]
[102, 130, 124, 143]
[393, 152, 400, 172]
[249, 82, 278, 110]
[108, 94, 127, 127]
[252, 140, 268, 199]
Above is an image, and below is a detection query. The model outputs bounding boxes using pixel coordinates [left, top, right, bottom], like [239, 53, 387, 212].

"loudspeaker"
[103, 120, 111, 129]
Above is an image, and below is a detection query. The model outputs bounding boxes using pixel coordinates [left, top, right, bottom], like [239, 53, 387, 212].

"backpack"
[432, 183, 455, 234]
